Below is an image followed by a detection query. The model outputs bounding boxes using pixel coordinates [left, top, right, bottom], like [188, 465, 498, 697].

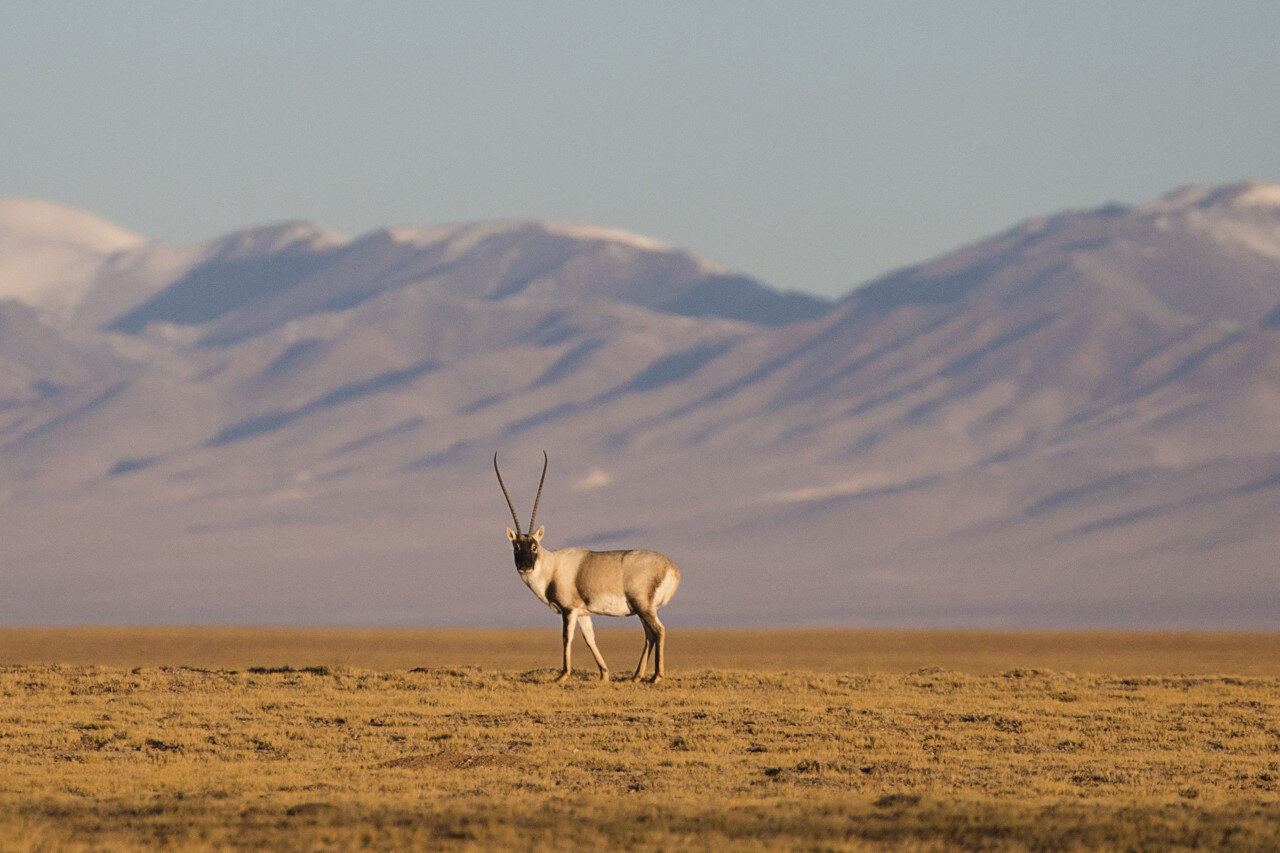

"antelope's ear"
[532, 525, 545, 542]
[506, 528, 517, 542]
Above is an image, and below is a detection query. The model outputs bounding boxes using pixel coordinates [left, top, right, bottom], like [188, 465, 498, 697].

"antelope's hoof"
[647, 674, 664, 684]
[599, 671, 610, 682]
[555, 672, 571, 683]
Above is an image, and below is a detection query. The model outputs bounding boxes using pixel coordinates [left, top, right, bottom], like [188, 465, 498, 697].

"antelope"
[494, 452, 681, 683]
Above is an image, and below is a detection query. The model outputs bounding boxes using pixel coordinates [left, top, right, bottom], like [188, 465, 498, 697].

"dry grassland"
[0, 629, 1277, 850]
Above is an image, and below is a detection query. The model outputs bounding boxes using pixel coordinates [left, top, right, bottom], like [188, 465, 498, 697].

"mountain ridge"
[0, 185, 1277, 627]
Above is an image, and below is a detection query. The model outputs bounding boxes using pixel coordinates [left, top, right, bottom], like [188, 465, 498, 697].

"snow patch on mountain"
[0, 198, 146, 313]
[0, 198, 144, 253]
[1227, 182, 1280, 209]
[541, 221, 673, 253]
[1140, 181, 1280, 215]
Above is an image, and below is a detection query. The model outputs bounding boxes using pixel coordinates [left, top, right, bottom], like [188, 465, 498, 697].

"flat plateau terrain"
[0, 629, 1277, 850]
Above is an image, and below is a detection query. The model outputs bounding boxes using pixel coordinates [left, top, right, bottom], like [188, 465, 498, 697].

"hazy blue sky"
[4, 2, 1278, 297]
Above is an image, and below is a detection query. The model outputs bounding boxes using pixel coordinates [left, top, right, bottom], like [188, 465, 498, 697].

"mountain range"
[1, 184, 1278, 627]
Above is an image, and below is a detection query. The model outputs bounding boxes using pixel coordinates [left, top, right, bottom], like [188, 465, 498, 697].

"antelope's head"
[494, 451, 548, 575]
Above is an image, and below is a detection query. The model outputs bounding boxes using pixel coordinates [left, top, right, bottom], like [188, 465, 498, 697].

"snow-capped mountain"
[0, 185, 1277, 627]
[0, 198, 146, 315]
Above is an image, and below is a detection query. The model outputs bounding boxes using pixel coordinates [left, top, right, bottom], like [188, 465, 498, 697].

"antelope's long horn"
[493, 453, 522, 534]
[528, 450, 548, 532]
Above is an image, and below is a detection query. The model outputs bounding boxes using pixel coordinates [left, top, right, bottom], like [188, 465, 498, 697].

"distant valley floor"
[2, 626, 1278, 675]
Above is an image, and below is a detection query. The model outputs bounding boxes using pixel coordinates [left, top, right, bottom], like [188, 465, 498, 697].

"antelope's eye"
[531, 544, 538, 552]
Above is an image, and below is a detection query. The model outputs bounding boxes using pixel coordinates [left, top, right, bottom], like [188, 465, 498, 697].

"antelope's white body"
[519, 546, 681, 618]
[495, 452, 681, 683]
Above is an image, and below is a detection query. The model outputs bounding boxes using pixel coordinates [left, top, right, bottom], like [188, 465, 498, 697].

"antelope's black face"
[506, 526, 545, 574]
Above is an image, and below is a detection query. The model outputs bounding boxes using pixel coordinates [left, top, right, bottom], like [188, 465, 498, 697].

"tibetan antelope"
[494, 452, 680, 683]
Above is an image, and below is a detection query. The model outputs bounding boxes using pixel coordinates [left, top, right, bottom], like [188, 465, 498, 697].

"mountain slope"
[0, 186, 1277, 627]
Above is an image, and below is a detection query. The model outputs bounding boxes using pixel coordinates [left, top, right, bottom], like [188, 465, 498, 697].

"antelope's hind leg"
[577, 615, 609, 681]
[637, 610, 667, 683]
[631, 618, 655, 682]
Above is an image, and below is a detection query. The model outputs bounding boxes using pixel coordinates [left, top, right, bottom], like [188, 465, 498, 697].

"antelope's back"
[575, 548, 680, 610]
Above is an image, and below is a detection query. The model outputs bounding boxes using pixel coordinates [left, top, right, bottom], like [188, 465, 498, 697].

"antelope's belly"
[586, 593, 634, 617]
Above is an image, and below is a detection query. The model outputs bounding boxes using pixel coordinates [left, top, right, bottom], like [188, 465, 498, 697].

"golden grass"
[0, 629, 1277, 850]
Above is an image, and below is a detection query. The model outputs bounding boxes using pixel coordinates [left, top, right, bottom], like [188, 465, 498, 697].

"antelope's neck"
[521, 547, 559, 607]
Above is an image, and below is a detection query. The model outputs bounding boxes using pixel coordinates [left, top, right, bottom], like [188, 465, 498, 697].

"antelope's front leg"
[577, 614, 609, 681]
[557, 610, 578, 683]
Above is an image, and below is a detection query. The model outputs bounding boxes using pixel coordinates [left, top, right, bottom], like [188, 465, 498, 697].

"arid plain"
[1, 628, 1277, 850]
